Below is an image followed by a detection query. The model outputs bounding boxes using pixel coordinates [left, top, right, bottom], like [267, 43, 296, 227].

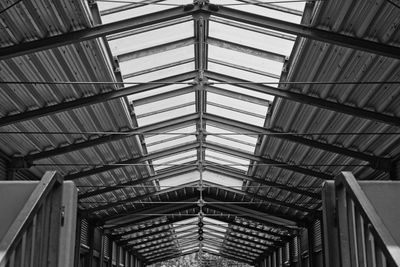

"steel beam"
[14, 113, 198, 166]
[204, 212, 292, 239]
[206, 70, 400, 128]
[204, 112, 391, 171]
[103, 202, 197, 229]
[203, 185, 315, 217]
[0, 6, 198, 60]
[64, 142, 199, 180]
[118, 37, 196, 62]
[207, 85, 270, 106]
[207, 5, 400, 59]
[1, 71, 196, 128]
[123, 58, 193, 79]
[204, 202, 299, 232]
[204, 142, 333, 180]
[85, 182, 198, 213]
[208, 37, 286, 62]
[79, 165, 197, 199]
[205, 165, 320, 199]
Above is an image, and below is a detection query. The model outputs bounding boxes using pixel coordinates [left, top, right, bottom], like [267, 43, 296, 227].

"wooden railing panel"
[327, 172, 400, 267]
[0, 171, 63, 267]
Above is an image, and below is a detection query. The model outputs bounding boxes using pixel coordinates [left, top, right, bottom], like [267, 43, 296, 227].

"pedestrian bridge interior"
[0, 0, 400, 266]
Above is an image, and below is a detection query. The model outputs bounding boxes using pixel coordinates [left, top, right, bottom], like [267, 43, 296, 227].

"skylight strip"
[107, 17, 193, 41]
[208, 58, 280, 79]
[207, 86, 270, 106]
[208, 37, 286, 63]
[207, 101, 266, 119]
[137, 101, 195, 118]
[133, 86, 195, 106]
[146, 134, 191, 147]
[124, 59, 194, 79]
[118, 37, 195, 61]
[209, 16, 296, 41]
[235, 0, 303, 15]
[208, 134, 256, 147]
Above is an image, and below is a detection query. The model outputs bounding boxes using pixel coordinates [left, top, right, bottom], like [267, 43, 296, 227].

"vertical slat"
[376, 246, 387, 267]
[337, 186, 352, 267]
[347, 198, 359, 267]
[33, 205, 45, 267]
[40, 194, 52, 267]
[46, 184, 62, 267]
[28, 216, 37, 267]
[355, 209, 366, 266]
[365, 224, 376, 267]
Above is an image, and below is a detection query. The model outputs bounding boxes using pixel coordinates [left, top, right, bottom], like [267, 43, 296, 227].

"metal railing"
[323, 172, 400, 267]
[0, 171, 63, 267]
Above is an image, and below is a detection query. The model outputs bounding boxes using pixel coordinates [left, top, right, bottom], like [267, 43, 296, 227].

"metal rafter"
[103, 202, 197, 229]
[204, 113, 391, 171]
[64, 142, 199, 180]
[204, 204, 298, 232]
[206, 71, 400, 129]
[207, 37, 286, 62]
[205, 165, 319, 199]
[202, 182, 316, 214]
[204, 142, 333, 180]
[0, 6, 199, 60]
[207, 5, 400, 59]
[84, 182, 198, 213]
[118, 37, 196, 62]
[1, 71, 196, 129]
[79, 165, 197, 199]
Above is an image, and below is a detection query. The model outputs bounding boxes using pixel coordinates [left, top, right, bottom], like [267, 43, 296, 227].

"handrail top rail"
[0, 171, 62, 266]
[335, 171, 400, 266]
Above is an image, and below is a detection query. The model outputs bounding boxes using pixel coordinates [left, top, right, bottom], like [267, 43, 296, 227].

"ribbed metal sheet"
[0, 0, 152, 213]
[266, 0, 400, 187]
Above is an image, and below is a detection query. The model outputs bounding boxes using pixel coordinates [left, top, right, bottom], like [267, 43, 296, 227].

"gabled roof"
[0, 0, 400, 265]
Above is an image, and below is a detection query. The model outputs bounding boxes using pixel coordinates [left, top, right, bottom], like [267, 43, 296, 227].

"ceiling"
[0, 0, 400, 265]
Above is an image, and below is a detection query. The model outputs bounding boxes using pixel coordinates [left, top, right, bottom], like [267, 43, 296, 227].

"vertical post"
[73, 216, 82, 267]
[116, 246, 120, 267]
[87, 224, 95, 267]
[108, 239, 113, 267]
[322, 181, 340, 267]
[99, 234, 105, 267]
[307, 226, 315, 267]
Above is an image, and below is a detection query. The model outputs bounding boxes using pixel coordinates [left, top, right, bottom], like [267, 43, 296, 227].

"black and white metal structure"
[0, 0, 400, 266]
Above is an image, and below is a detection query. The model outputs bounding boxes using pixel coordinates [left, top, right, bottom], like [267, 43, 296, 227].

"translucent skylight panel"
[204, 217, 228, 227]
[124, 62, 195, 83]
[109, 22, 194, 55]
[127, 83, 189, 101]
[159, 171, 199, 187]
[202, 171, 243, 187]
[152, 150, 197, 171]
[209, 21, 295, 56]
[147, 136, 195, 153]
[206, 124, 258, 153]
[120, 46, 194, 74]
[146, 125, 196, 144]
[99, 0, 193, 23]
[206, 125, 258, 145]
[135, 93, 194, 115]
[136, 93, 195, 126]
[205, 150, 250, 171]
[210, 0, 303, 23]
[208, 82, 275, 101]
[207, 92, 268, 117]
[208, 46, 284, 76]
[207, 103, 265, 127]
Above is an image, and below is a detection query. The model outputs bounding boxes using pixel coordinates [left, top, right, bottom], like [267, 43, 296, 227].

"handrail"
[336, 171, 400, 266]
[0, 171, 62, 266]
